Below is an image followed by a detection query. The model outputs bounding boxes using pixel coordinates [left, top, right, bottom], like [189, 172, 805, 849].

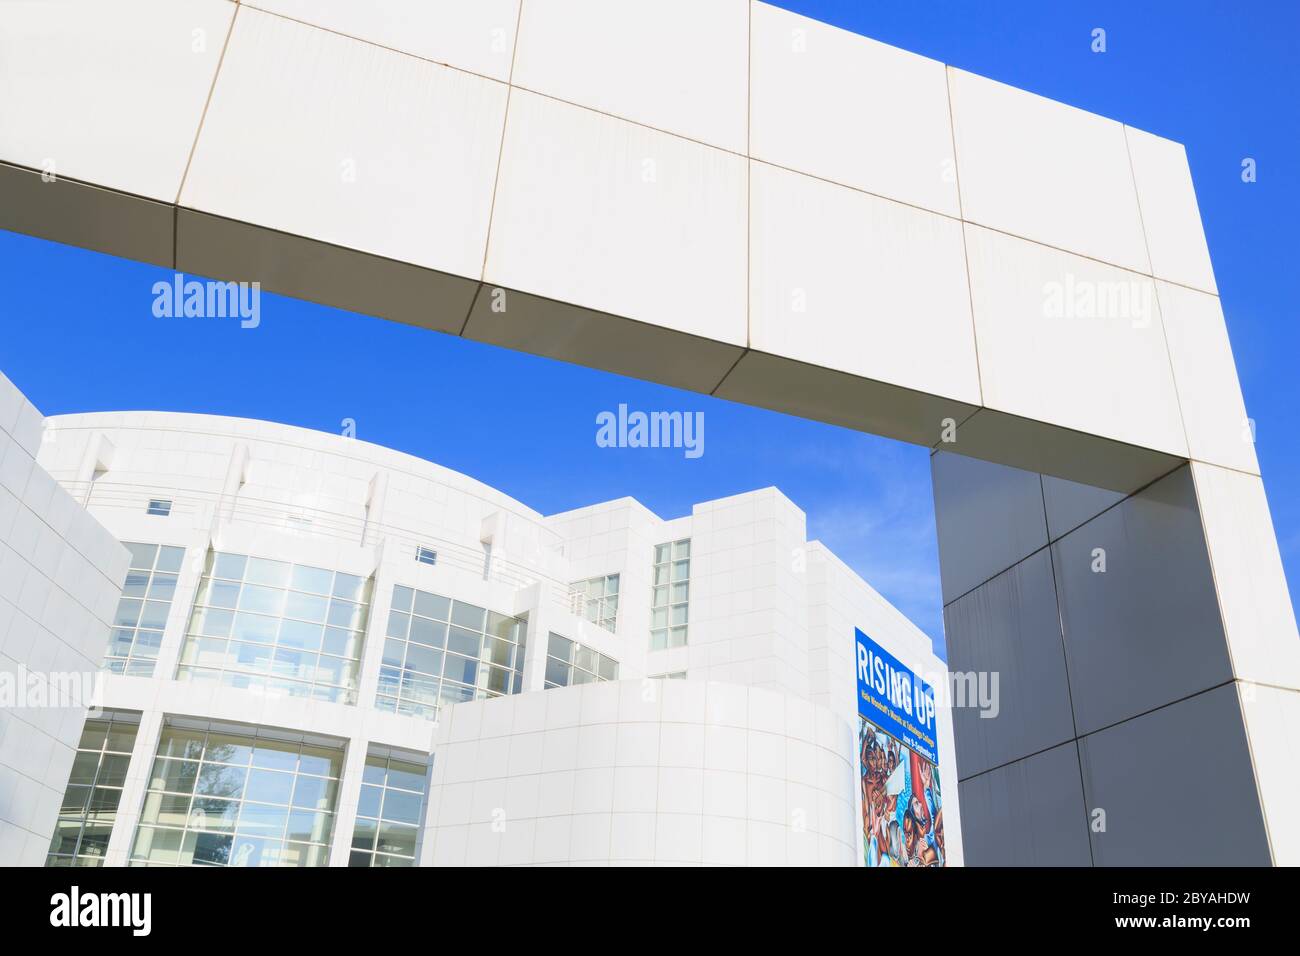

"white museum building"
[0, 371, 960, 867]
[5, 0, 1294, 867]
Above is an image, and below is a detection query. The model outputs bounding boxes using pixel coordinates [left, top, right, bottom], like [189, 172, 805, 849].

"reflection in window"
[349, 749, 428, 867]
[130, 719, 343, 867]
[571, 573, 619, 632]
[650, 539, 690, 650]
[104, 543, 185, 676]
[544, 632, 618, 689]
[46, 711, 140, 867]
[175, 551, 371, 705]
[377, 586, 527, 720]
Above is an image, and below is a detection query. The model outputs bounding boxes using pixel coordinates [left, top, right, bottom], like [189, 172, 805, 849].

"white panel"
[512, 0, 749, 153]
[749, 2, 959, 216]
[0, 0, 234, 201]
[247, 0, 522, 82]
[1192, 462, 1300, 691]
[487, 90, 748, 345]
[0, 374, 125, 866]
[1239, 683, 1300, 865]
[1158, 281, 1257, 473]
[181, 8, 508, 276]
[1126, 127, 1217, 294]
[750, 163, 979, 403]
[949, 68, 1150, 273]
[966, 224, 1186, 456]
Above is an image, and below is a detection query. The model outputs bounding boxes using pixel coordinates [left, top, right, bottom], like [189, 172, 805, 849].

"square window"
[156, 546, 185, 573]
[409, 616, 446, 649]
[290, 565, 334, 596]
[122, 571, 150, 599]
[446, 626, 480, 658]
[547, 633, 573, 663]
[292, 775, 336, 811]
[196, 608, 234, 639]
[415, 546, 437, 566]
[450, 601, 486, 631]
[126, 543, 159, 570]
[322, 627, 358, 658]
[147, 573, 178, 601]
[404, 644, 441, 677]
[284, 591, 328, 624]
[332, 573, 366, 603]
[244, 769, 294, 806]
[380, 788, 423, 826]
[544, 657, 570, 687]
[212, 553, 247, 581]
[286, 809, 333, 845]
[387, 587, 414, 617]
[245, 558, 291, 589]
[146, 499, 172, 517]
[327, 599, 363, 630]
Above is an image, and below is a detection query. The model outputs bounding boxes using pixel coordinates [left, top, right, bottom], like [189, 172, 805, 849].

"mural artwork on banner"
[855, 628, 944, 867]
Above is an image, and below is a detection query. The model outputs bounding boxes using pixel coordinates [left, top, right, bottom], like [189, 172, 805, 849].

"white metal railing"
[65, 479, 588, 617]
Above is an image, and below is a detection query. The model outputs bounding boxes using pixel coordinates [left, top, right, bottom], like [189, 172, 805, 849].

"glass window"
[375, 586, 526, 721]
[348, 750, 428, 868]
[130, 721, 343, 868]
[543, 632, 618, 689]
[103, 544, 186, 677]
[146, 498, 172, 517]
[569, 572, 620, 632]
[46, 712, 140, 867]
[175, 551, 371, 705]
[650, 539, 690, 650]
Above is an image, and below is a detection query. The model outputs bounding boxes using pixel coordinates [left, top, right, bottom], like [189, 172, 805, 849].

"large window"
[176, 551, 371, 705]
[650, 539, 690, 650]
[544, 632, 618, 688]
[378, 586, 527, 720]
[349, 749, 428, 867]
[571, 573, 619, 632]
[46, 712, 140, 867]
[104, 543, 185, 676]
[130, 720, 343, 867]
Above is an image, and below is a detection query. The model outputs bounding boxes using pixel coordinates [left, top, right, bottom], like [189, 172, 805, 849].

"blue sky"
[1, 0, 1296, 658]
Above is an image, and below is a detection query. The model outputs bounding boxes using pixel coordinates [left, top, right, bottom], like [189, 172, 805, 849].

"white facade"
[1, 0, 1290, 866]
[0, 373, 128, 865]
[0, 401, 959, 867]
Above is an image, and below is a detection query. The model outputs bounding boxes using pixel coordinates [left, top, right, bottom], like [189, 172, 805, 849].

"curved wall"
[420, 680, 859, 866]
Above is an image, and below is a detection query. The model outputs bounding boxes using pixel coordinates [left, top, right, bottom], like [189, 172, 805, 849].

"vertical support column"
[103, 709, 163, 867]
[328, 733, 370, 867]
[932, 450, 1298, 866]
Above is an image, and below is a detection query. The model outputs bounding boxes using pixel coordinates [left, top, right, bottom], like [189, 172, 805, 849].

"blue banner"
[854, 628, 938, 764]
